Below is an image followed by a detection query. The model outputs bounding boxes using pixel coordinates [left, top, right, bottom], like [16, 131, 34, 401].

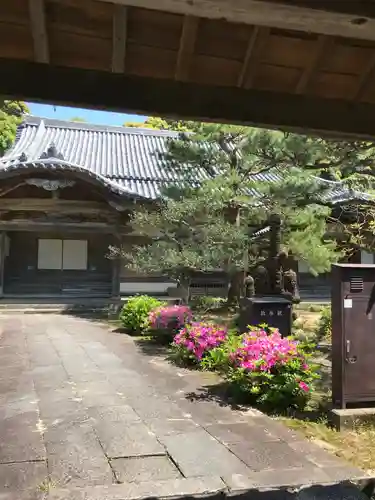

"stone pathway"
[0, 314, 369, 500]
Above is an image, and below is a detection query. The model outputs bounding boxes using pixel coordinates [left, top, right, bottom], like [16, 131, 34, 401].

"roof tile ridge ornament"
[25, 178, 75, 191]
[21, 158, 144, 200]
[24, 119, 47, 161]
[39, 142, 65, 161]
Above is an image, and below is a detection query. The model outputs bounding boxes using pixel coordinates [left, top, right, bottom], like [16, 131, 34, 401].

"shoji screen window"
[37, 239, 88, 270]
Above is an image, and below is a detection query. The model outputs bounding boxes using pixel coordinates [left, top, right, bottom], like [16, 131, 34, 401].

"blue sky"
[27, 102, 147, 126]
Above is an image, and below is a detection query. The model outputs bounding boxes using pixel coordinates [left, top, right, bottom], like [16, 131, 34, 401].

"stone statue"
[242, 214, 300, 304]
[244, 253, 300, 303]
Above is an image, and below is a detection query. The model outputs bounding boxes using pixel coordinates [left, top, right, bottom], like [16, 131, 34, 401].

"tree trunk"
[227, 270, 244, 306]
[178, 276, 190, 304]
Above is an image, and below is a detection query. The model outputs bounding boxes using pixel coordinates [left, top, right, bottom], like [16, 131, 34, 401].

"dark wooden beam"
[4, 58, 375, 139]
[295, 35, 332, 95]
[100, 0, 375, 41]
[0, 183, 24, 198]
[254, 0, 375, 18]
[238, 27, 269, 89]
[28, 0, 49, 64]
[354, 51, 375, 101]
[112, 4, 128, 73]
[0, 199, 113, 214]
[0, 221, 126, 234]
[175, 16, 199, 81]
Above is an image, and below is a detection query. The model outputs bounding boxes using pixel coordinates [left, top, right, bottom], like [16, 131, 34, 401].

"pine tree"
[123, 126, 374, 302]
[0, 100, 29, 156]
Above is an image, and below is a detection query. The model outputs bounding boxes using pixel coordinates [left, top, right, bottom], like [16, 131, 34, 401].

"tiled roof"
[0, 115, 372, 203]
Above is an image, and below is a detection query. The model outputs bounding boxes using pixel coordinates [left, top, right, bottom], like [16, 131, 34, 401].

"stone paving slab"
[0, 462, 47, 492]
[94, 420, 165, 458]
[110, 456, 181, 483]
[0, 411, 46, 463]
[161, 429, 253, 477]
[46, 421, 114, 487]
[0, 314, 370, 499]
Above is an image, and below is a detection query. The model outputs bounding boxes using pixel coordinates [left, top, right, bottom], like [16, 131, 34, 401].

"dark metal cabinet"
[332, 264, 375, 408]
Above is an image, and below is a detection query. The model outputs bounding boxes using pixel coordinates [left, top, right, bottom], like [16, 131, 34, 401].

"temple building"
[0, 116, 371, 301]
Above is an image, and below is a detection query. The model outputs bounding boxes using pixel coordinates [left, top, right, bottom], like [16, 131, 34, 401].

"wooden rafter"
[99, 0, 375, 42]
[354, 51, 375, 101]
[295, 35, 332, 94]
[28, 0, 49, 64]
[175, 15, 199, 81]
[237, 26, 269, 88]
[243, 27, 270, 89]
[112, 4, 128, 73]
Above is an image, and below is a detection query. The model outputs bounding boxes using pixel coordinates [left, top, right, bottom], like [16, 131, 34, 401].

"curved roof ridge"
[25, 119, 46, 160]
[1, 118, 47, 164]
[0, 158, 146, 199]
[22, 115, 181, 138]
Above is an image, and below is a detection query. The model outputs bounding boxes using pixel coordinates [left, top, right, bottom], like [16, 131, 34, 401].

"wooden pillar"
[111, 234, 121, 298]
[0, 232, 5, 298]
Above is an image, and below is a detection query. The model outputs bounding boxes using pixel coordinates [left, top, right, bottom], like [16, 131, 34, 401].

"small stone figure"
[278, 251, 300, 304]
[282, 267, 300, 304]
[253, 260, 270, 295]
[243, 273, 255, 298]
[245, 253, 300, 303]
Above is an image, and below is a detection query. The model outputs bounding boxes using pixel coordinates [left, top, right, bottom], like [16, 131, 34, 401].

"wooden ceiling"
[3, 0, 375, 136]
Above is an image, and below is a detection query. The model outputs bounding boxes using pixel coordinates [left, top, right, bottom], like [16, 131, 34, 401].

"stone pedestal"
[331, 408, 375, 431]
[239, 296, 293, 337]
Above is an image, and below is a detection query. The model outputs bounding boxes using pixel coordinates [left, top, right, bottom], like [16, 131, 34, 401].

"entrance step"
[0, 298, 119, 315]
[0, 295, 180, 315]
[47, 479, 369, 500]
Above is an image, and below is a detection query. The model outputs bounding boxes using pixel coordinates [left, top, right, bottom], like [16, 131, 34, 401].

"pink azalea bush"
[149, 305, 192, 335]
[172, 322, 228, 365]
[227, 327, 318, 411]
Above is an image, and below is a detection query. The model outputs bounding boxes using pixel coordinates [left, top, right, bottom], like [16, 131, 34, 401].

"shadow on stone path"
[0, 314, 369, 499]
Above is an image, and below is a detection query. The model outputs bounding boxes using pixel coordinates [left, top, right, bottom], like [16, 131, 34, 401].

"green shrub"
[200, 330, 241, 372]
[226, 326, 319, 412]
[119, 295, 166, 333]
[315, 306, 331, 342]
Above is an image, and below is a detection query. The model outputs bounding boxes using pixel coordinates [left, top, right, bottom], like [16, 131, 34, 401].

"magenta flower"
[173, 322, 228, 360]
[298, 381, 309, 392]
[149, 305, 192, 330]
[230, 328, 309, 375]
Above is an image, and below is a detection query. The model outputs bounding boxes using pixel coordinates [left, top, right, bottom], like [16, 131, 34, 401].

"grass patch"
[195, 309, 236, 327]
[281, 417, 375, 473]
[295, 303, 327, 313]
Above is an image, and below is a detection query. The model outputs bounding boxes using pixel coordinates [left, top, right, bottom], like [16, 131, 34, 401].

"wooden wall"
[3, 231, 113, 296]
